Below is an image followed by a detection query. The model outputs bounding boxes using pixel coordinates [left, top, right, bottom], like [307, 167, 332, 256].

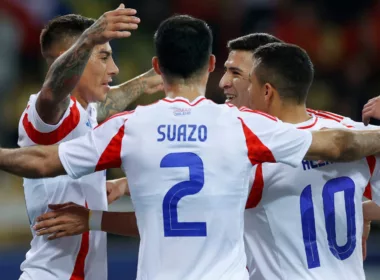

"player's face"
[77, 43, 119, 103]
[219, 50, 254, 108]
[247, 63, 268, 112]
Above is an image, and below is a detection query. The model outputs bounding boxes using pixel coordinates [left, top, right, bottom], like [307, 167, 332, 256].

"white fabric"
[59, 96, 312, 280]
[244, 115, 379, 280]
[18, 93, 107, 280]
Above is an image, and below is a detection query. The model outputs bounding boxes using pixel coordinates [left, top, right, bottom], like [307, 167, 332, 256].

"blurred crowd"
[1, 0, 380, 148]
[1, 0, 380, 238]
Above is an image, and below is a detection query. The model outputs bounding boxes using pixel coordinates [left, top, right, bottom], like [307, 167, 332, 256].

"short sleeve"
[58, 112, 130, 179]
[18, 93, 80, 146]
[341, 117, 379, 131]
[238, 110, 312, 167]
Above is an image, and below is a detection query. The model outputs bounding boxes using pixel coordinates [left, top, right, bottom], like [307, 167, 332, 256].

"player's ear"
[152, 56, 162, 75]
[208, 55, 216, 73]
[264, 83, 274, 102]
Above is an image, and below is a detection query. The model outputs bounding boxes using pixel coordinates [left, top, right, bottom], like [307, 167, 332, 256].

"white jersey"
[58, 96, 313, 280]
[244, 115, 380, 280]
[18, 93, 107, 280]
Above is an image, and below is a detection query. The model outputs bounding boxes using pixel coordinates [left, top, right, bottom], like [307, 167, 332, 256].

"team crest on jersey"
[170, 107, 191, 116]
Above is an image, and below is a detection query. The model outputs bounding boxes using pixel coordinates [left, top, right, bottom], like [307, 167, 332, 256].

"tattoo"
[97, 78, 148, 123]
[38, 37, 94, 124]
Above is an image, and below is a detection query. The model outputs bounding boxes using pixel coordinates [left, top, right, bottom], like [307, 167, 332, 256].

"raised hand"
[85, 3, 140, 46]
[362, 96, 380, 126]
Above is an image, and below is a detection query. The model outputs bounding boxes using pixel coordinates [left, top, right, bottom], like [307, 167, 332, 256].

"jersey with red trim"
[306, 108, 378, 130]
[306, 108, 379, 199]
[18, 93, 107, 280]
[58, 96, 312, 280]
[244, 115, 380, 280]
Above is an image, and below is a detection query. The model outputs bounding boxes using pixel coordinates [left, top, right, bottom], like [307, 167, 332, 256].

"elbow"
[331, 130, 359, 162]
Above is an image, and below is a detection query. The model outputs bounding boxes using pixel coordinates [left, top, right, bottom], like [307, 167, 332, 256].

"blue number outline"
[161, 152, 207, 237]
[300, 177, 356, 269]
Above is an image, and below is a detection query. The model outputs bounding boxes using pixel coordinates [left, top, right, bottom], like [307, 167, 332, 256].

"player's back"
[244, 116, 376, 280]
[122, 96, 252, 280]
[18, 93, 107, 280]
[60, 95, 312, 279]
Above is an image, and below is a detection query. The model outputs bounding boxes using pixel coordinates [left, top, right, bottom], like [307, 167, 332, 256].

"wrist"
[89, 210, 103, 231]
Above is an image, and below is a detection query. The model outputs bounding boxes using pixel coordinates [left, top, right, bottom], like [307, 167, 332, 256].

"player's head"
[220, 33, 282, 108]
[152, 15, 215, 88]
[248, 42, 314, 113]
[40, 14, 119, 102]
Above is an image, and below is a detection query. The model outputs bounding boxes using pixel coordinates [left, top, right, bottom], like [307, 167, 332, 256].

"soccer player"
[17, 4, 161, 280]
[220, 32, 378, 259]
[3, 15, 380, 280]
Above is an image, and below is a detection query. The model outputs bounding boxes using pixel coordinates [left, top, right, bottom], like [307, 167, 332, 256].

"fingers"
[34, 216, 65, 231]
[117, 3, 125, 9]
[107, 191, 118, 204]
[111, 8, 137, 17]
[36, 225, 66, 236]
[362, 105, 375, 125]
[48, 231, 68, 241]
[36, 211, 60, 222]
[111, 22, 139, 31]
[109, 31, 132, 39]
[48, 202, 74, 210]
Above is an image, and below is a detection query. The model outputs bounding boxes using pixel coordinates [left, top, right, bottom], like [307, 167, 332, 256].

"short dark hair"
[154, 15, 213, 80]
[252, 43, 314, 104]
[227, 33, 282, 52]
[40, 14, 95, 55]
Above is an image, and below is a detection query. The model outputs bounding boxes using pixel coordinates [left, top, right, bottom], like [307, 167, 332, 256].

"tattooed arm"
[97, 68, 163, 122]
[36, 4, 140, 125]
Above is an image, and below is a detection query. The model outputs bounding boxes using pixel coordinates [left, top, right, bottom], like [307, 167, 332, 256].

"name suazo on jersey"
[18, 93, 107, 280]
[244, 115, 380, 280]
[58, 96, 313, 280]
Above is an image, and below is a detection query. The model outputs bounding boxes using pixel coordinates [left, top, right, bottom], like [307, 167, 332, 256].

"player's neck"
[72, 92, 89, 110]
[164, 83, 206, 102]
[274, 104, 310, 124]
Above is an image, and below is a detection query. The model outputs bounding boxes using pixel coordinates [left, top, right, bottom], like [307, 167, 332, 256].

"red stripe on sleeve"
[239, 117, 276, 165]
[23, 97, 80, 145]
[245, 164, 264, 209]
[364, 156, 376, 199]
[95, 122, 126, 171]
[239, 107, 278, 122]
[70, 201, 90, 280]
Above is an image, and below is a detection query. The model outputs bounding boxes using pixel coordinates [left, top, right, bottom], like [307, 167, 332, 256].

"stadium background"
[0, 0, 380, 279]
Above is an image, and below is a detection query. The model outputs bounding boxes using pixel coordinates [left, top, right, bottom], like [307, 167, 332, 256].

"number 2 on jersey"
[161, 152, 207, 237]
[300, 177, 356, 269]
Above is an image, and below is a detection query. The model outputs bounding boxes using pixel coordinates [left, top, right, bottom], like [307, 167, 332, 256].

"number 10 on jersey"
[300, 177, 356, 269]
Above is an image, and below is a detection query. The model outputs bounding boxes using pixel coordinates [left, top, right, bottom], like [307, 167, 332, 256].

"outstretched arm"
[34, 202, 139, 239]
[96, 68, 163, 123]
[0, 146, 65, 178]
[306, 129, 380, 162]
[36, 4, 140, 125]
[0, 108, 130, 180]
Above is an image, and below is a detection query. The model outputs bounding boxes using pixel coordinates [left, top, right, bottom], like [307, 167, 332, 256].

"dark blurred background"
[0, 0, 379, 279]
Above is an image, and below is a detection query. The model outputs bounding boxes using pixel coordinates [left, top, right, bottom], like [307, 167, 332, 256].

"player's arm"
[0, 145, 65, 178]
[240, 110, 380, 167]
[363, 200, 380, 220]
[305, 129, 380, 162]
[97, 69, 163, 123]
[36, 5, 139, 125]
[34, 202, 139, 239]
[0, 111, 130, 179]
